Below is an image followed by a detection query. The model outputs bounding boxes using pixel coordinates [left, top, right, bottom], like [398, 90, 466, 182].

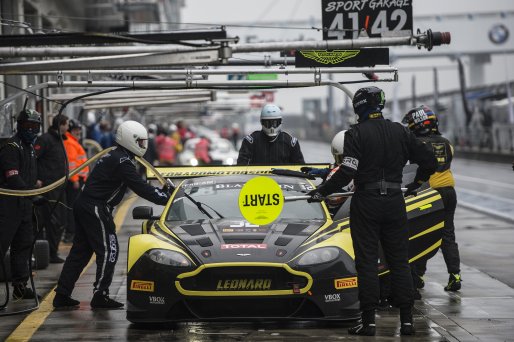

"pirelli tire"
[33, 240, 50, 270]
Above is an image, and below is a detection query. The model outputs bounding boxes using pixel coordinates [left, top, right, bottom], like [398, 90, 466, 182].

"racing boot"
[90, 291, 124, 309]
[444, 273, 462, 291]
[348, 310, 376, 336]
[53, 293, 80, 308]
[400, 307, 416, 336]
[12, 283, 41, 300]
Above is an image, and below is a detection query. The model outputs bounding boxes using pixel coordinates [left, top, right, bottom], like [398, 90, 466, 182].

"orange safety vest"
[63, 131, 89, 182]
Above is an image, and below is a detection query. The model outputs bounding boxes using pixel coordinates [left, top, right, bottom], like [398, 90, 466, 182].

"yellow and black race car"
[126, 165, 443, 323]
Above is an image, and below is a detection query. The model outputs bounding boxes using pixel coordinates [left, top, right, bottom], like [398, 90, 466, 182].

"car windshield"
[166, 177, 325, 222]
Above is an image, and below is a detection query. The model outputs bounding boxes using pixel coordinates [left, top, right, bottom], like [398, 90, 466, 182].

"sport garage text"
[325, 0, 410, 12]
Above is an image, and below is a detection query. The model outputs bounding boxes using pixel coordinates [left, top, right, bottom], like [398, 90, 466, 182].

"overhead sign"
[295, 48, 389, 67]
[321, 0, 413, 40]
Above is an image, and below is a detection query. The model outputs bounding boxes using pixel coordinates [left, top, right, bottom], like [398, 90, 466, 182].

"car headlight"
[226, 157, 234, 165]
[190, 158, 198, 166]
[148, 249, 191, 267]
[296, 247, 340, 266]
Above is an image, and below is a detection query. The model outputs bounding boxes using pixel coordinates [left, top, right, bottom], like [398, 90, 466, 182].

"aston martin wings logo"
[300, 50, 360, 65]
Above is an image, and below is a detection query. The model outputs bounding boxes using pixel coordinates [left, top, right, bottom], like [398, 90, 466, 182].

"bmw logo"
[489, 24, 509, 45]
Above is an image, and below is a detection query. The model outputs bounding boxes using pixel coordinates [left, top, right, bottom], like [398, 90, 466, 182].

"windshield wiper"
[182, 190, 224, 219]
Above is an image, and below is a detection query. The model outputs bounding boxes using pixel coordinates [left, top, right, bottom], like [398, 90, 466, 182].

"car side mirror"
[132, 206, 153, 219]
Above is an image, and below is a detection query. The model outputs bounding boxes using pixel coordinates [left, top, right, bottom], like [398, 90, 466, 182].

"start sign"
[239, 176, 284, 225]
[321, 0, 413, 40]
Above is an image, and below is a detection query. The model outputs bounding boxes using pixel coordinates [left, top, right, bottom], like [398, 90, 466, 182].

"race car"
[126, 165, 444, 323]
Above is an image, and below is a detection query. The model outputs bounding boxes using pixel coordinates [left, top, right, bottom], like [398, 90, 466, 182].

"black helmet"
[402, 105, 438, 136]
[17, 109, 41, 144]
[68, 119, 82, 131]
[352, 86, 386, 121]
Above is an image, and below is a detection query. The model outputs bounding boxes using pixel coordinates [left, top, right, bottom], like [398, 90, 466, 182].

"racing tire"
[33, 240, 50, 270]
[0, 251, 12, 282]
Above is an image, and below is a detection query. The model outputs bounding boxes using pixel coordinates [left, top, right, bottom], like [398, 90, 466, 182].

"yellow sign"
[130, 280, 155, 292]
[334, 277, 358, 289]
[239, 176, 284, 225]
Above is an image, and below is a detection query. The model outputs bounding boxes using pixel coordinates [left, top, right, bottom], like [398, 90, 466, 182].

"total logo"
[149, 296, 165, 305]
[324, 293, 341, 303]
[221, 244, 267, 249]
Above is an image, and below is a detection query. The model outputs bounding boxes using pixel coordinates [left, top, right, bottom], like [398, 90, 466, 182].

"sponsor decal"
[5, 169, 19, 177]
[342, 157, 359, 171]
[221, 244, 267, 249]
[236, 253, 251, 257]
[149, 296, 165, 305]
[108, 234, 117, 263]
[324, 293, 341, 302]
[216, 279, 272, 291]
[335, 277, 358, 289]
[130, 280, 155, 292]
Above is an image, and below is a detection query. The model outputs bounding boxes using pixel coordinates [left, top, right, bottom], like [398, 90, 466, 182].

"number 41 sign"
[321, 0, 413, 40]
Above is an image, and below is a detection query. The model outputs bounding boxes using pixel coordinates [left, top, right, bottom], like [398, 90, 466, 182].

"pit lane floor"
[2, 192, 513, 341]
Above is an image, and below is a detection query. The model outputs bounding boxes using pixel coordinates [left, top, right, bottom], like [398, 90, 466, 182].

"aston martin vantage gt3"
[126, 165, 443, 323]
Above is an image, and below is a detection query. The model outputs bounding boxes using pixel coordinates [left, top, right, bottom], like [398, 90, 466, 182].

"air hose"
[0, 146, 115, 196]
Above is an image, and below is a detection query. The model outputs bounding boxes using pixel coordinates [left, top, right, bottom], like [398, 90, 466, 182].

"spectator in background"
[169, 124, 183, 156]
[34, 114, 69, 264]
[220, 126, 230, 139]
[195, 136, 212, 165]
[155, 125, 178, 166]
[176, 120, 195, 145]
[98, 120, 115, 148]
[62, 119, 89, 243]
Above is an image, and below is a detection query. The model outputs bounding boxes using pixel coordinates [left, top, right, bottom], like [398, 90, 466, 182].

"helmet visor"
[261, 118, 282, 129]
[136, 138, 148, 149]
[19, 121, 41, 131]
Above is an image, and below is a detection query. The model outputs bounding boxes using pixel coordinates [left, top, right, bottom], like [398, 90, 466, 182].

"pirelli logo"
[334, 277, 358, 290]
[130, 280, 155, 292]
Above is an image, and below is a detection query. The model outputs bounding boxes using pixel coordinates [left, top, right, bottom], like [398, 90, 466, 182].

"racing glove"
[301, 167, 331, 179]
[307, 189, 325, 203]
[404, 181, 422, 197]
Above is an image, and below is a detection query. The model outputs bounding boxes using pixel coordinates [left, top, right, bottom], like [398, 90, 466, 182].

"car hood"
[163, 218, 326, 264]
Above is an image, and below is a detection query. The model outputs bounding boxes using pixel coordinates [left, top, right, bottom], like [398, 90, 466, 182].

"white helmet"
[331, 130, 347, 164]
[115, 120, 148, 157]
[260, 104, 282, 137]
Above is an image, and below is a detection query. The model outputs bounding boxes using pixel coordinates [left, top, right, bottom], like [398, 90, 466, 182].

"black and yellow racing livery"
[126, 165, 443, 323]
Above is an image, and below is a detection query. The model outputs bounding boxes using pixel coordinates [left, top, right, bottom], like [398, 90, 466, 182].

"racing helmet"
[402, 105, 437, 136]
[260, 104, 282, 137]
[17, 109, 41, 144]
[352, 86, 386, 121]
[115, 120, 148, 157]
[331, 130, 347, 165]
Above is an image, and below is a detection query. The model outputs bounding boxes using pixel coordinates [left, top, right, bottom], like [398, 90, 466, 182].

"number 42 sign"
[321, 0, 413, 40]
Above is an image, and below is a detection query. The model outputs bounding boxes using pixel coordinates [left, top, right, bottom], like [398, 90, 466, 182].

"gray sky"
[182, 1, 514, 115]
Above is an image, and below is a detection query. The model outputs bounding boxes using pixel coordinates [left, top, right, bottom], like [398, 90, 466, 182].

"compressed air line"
[0, 146, 115, 197]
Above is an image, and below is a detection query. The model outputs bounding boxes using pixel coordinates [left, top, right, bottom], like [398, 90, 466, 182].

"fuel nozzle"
[416, 29, 451, 51]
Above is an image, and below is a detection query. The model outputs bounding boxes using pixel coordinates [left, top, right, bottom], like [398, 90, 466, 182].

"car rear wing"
[146, 164, 332, 179]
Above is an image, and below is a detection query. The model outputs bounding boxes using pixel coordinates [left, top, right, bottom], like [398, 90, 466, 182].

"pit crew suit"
[54, 145, 170, 308]
[237, 130, 304, 165]
[0, 109, 40, 299]
[308, 87, 437, 336]
[402, 105, 461, 291]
